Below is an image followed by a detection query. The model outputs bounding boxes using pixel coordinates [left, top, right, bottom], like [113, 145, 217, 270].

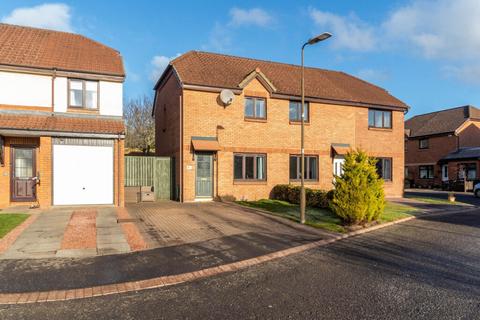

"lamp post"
[300, 32, 332, 224]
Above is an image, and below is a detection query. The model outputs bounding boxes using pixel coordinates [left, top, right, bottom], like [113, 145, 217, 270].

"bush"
[330, 150, 385, 225]
[271, 184, 330, 208]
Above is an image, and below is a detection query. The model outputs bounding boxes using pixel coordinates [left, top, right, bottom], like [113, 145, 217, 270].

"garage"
[53, 138, 114, 205]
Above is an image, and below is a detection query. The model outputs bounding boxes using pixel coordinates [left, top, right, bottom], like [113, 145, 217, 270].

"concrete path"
[0, 208, 131, 259]
[2, 208, 479, 319]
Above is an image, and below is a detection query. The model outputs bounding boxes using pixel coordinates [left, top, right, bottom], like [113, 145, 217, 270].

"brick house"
[405, 105, 480, 189]
[0, 24, 125, 208]
[153, 51, 408, 202]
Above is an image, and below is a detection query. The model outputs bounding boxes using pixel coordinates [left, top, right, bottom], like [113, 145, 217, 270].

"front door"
[195, 153, 213, 198]
[11, 147, 36, 201]
[333, 156, 345, 177]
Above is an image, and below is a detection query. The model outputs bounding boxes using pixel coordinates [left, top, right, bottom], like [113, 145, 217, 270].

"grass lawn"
[0, 214, 29, 239]
[404, 194, 467, 205]
[237, 199, 417, 234]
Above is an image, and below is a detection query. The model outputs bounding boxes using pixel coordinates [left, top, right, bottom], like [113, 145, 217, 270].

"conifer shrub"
[330, 150, 385, 225]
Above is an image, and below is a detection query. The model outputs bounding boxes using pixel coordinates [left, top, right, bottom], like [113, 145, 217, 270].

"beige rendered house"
[153, 51, 408, 202]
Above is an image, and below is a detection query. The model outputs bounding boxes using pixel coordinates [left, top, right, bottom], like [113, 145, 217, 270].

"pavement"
[405, 188, 480, 206]
[0, 202, 326, 293]
[1, 207, 479, 319]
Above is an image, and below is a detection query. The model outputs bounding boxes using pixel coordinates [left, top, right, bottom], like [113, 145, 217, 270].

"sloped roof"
[442, 147, 480, 161]
[0, 112, 124, 135]
[0, 23, 124, 76]
[164, 51, 407, 109]
[405, 105, 480, 138]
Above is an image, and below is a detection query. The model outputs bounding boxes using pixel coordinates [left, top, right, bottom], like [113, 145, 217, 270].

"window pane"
[289, 102, 299, 121]
[376, 159, 383, 177]
[383, 159, 391, 180]
[375, 111, 383, 128]
[245, 156, 254, 179]
[70, 80, 83, 107]
[383, 112, 391, 128]
[368, 110, 375, 127]
[234, 156, 243, 179]
[245, 98, 254, 117]
[85, 81, 98, 109]
[255, 99, 266, 118]
[289, 156, 298, 179]
[14, 149, 33, 178]
[256, 156, 265, 180]
[304, 103, 309, 122]
[308, 157, 317, 180]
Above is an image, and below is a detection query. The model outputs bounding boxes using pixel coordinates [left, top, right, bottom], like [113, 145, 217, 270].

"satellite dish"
[220, 89, 234, 106]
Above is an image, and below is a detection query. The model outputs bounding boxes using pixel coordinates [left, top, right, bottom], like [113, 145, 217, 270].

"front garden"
[237, 150, 417, 233]
[0, 214, 29, 239]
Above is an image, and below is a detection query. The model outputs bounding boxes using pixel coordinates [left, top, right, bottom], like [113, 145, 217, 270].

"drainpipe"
[51, 68, 57, 112]
[179, 94, 183, 202]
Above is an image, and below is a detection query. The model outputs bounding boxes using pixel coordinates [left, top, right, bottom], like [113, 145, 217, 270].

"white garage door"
[53, 138, 114, 205]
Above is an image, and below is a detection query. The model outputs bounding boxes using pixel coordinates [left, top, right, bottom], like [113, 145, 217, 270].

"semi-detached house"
[0, 24, 125, 208]
[153, 51, 408, 202]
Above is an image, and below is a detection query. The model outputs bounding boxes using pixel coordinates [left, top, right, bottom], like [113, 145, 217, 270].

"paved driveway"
[127, 201, 328, 249]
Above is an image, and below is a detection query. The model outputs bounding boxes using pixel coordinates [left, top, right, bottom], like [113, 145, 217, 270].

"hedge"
[271, 184, 333, 208]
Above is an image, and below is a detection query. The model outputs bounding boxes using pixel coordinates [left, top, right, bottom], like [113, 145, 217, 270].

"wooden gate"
[125, 156, 173, 201]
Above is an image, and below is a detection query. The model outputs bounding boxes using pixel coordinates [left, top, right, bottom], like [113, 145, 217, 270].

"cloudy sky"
[1, 0, 480, 117]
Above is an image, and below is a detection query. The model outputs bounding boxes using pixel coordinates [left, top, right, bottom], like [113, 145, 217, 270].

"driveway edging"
[0, 212, 420, 305]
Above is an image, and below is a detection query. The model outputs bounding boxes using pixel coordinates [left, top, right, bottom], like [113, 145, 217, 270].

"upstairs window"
[376, 157, 392, 181]
[419, 138, 429, 149]
[289, 101, 309, 122]
[244, 97, 266, 120]
[69, 79, 99, 109]
[368, 109, 392, 129]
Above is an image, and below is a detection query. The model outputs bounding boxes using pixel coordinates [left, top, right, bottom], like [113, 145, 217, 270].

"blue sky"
[1, 0, 480, 118]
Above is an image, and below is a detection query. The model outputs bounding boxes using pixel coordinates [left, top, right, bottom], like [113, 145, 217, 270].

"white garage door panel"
[54, 145, 113, 205]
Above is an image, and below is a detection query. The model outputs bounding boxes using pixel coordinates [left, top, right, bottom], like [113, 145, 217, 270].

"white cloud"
[229, 8, 273, 27]
[356, 69, 390, 82]
[1, 3, 73, 32]
[150, 54, 180, 82]
[383, 0, 480, 59]
[443, 65, 480, 85]
[309, 8, 377, 51]
[203, 22, 232, 51]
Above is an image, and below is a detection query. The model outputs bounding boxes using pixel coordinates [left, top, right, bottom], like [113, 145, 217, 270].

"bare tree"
[124, 95, 155, 155]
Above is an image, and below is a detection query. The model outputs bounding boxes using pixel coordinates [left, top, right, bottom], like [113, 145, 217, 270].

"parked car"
[474, 183, 480, 197]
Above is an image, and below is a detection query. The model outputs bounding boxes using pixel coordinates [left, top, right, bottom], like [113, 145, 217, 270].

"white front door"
[333, 157, 345, 177]
[53, 142, 114, 205]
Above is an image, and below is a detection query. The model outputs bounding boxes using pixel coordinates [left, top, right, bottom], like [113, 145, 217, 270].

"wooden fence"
[125, 156, 173, 200]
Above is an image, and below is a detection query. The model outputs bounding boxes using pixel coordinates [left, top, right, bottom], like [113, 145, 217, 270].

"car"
[474, 183, 480, 197]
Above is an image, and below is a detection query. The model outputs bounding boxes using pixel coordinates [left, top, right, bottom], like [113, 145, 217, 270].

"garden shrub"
[330, 150, 385, 225]
[271, 184, 330, 208]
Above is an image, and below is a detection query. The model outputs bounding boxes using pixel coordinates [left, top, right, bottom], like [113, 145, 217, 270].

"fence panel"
[125, 156, 171, 200]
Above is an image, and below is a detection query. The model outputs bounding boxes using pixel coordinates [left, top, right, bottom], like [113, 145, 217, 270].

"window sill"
[289, 121, 310, 125]
[368, 127, 392, 132]
[244, 117, 267, 123]
[234, 180, 267, 185]
[289, 180, 319, 185]
[67, 107, 99, 114]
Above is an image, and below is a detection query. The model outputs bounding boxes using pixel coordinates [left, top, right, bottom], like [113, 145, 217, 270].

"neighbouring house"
[0, 24, 125, 208]
[153, 51, 408, 202]
[405, 105, 480, 190]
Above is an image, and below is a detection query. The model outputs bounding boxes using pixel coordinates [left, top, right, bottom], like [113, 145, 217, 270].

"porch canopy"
[191, 136, 221, 152]
[440, 147, 480, 162]
[331, 143, 351, 156]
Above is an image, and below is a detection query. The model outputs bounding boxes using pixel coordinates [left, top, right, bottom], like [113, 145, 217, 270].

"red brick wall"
[154, 70, 182, 199]
[171, 78, 405, 200]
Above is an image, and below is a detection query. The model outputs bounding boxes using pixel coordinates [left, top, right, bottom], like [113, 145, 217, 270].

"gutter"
[0, 129, 125, 139]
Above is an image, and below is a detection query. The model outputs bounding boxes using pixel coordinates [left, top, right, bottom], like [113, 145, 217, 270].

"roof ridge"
[190, 50, 340, 74]
[0, 23, 121, 55]
[407, 105, 472, 120]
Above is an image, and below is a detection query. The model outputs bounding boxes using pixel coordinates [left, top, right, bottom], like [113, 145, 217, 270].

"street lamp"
[300, 32, 332, 224]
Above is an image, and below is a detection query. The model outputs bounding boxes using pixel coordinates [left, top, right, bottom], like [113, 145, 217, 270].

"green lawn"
[237, 199, 416, 234]
[0, 214, 29, 239]
[404, 194, 467, 205]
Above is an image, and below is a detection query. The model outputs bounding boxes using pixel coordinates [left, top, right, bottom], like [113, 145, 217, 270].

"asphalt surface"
[405, 189, 480, 206]
[2, 208, 479, 319]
